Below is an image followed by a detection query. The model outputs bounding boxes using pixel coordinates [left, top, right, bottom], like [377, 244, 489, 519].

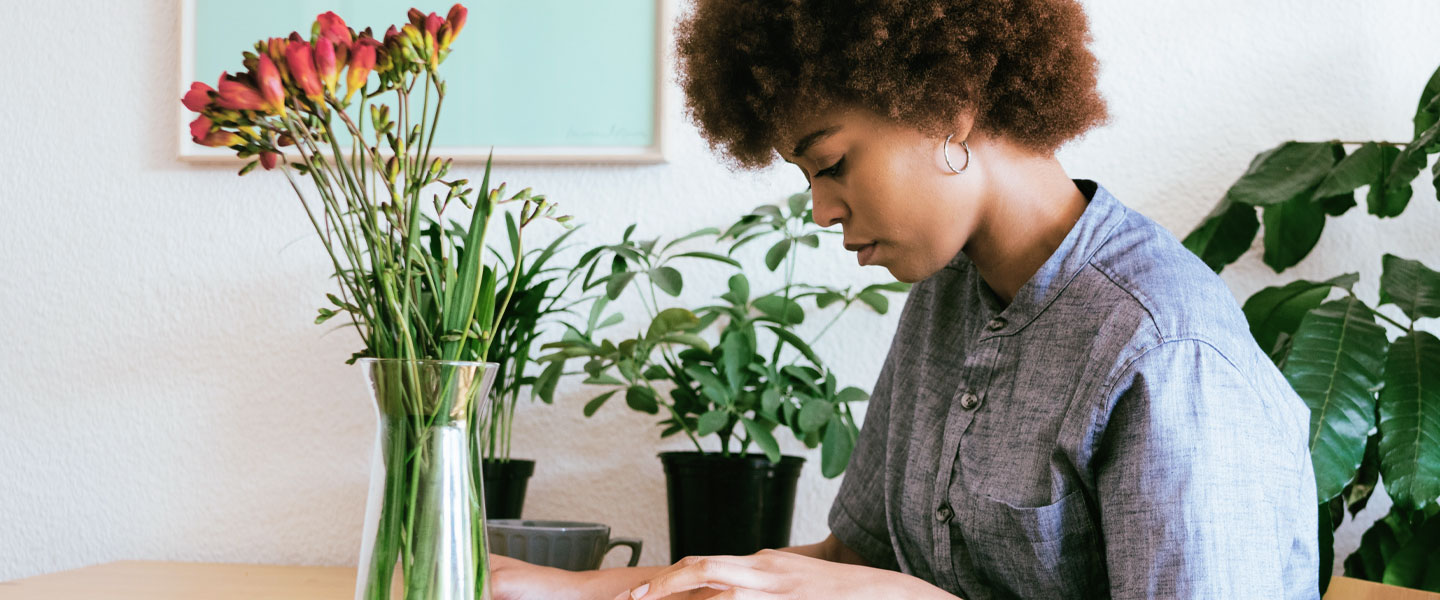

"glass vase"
[354, 358, 499, 600]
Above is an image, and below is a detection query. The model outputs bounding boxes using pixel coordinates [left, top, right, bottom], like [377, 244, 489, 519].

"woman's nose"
[809, 189, 847, 228]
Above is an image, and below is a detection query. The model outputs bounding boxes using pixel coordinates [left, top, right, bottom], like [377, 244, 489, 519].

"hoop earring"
[943, 134, 970, 175]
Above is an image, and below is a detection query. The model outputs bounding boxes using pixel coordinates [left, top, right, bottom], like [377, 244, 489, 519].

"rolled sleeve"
[1095, 339, 1318, 600]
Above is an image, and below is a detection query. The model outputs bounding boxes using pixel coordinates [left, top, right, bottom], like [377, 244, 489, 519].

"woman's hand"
[613, 549, 955, 600]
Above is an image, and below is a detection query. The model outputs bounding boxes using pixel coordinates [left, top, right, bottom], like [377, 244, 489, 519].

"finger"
[630, 555, 773, 600]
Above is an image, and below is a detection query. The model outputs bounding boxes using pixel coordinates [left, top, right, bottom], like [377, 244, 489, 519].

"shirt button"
[960, 392, 981, 410]
[987, 317, 1007, 331]
[936, 503, 954, 523]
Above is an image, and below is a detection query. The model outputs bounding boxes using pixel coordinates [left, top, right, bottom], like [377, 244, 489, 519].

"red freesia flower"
[345, 39, 378, 103]
[315, 38, 339, 95]
[407, 8, 426, 28]
[189, 115, 241, 147]
[286, 41, 325, 103]
[316, 11, 352, 47]
[424, 12, 444, 38]
[182, 82, 213, 113]
[438, 4, 465, 51]
[216, 72, 266, 111]
[256, 54, 287, 114]
[260, 151, 280, 170]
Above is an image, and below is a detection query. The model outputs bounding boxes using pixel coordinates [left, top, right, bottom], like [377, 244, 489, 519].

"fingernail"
[630, 583, 650, 599]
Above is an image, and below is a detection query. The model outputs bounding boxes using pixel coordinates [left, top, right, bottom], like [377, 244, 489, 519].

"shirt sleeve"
[1094, 339, 1319, 600]
[827, 330, 902, 571]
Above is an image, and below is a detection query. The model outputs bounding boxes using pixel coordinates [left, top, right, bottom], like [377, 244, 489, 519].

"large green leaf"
[1261, 190, 1328, 272]
[1242, 274, 1357, 355]
[1313, 142, 1382, 199]
[1368, 143, 1414, 218]
[1415, 63, 1440, 139]
[1181, 194, 1259, 273]
[625, 385, 659, 414]
[1379, 254, 1440, 322]
[647, 308, 700, 340]
[650, 266, 683, 297]
[1381, 514, 1440, 592]
[798, 399, 834, 433]
[1378, 331, 1440, 510]
[1320, 499, 1334, 596]
[1228, 142, 1337, 206]
[1378, 121, 1440, 218]
[1282, 297, 1389, 501]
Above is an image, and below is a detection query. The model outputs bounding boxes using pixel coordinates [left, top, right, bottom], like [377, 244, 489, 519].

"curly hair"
[675, 0, 1109, 169]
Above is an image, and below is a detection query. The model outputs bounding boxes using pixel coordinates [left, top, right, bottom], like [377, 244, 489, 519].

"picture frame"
[178, 0, 668, 164]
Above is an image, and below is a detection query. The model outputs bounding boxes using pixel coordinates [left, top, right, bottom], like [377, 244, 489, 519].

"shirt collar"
[948, 179, 1128, 333]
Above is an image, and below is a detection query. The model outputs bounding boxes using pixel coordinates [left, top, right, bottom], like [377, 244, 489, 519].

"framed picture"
[178, 0, 667, 164]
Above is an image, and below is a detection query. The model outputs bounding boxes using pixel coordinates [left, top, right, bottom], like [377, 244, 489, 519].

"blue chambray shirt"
[828, 180, 1319, 599]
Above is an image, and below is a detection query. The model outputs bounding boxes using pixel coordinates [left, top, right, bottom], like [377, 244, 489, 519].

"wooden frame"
[177, 0, 669, 165]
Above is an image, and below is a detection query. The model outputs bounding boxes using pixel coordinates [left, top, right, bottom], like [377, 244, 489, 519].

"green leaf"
[1379, 254, 1440, 322]
[583, 390, 619, 417]
[767, 326, 821, 366]
[647, 308, 700, 340]
[857, 290, 889, 314]
[1261, 190, 1327, 272]
[1357, 143, 1411, 218]
[754, 296, 804, 325]
[1377, 331, 1440, 510]
[797, 234, 820, 248]
[821, 415, 855, 478]
[1320, 499, 1334, 596]
[787, 192, 810, 218]
[1313, 142, 1381, 200]
[1381, 514, 1440, 590]
[815, 292, 845, 308]
[761, 387, 783, 419]
[1380, 123, 1440, 217]
[697, 410, 730, 436]
[536, 360, 563, 403]
[726, 274, 750, 305]
[720, 331, 750, 392]
[1242, 275, 1356, 355]
[673, 251, 742, 268]
[1228, 142, 1337, 206]
[659, 333, 711, 353]
[440, 153, 496, 361]
[1283, 297, 1390, 501]
[1415, 63, 1440, 139]
[606, 271, 637, 300]
[798, 399, 834, 433]
[1181, 194, 1259, 273]
[765, 239, 793, 271]
[625, 385, 660, 414]
[741, 417, 781, 463]
[650, 266, 684, 297]
[835, 386, 870, 404]
[684, 365, 731, 406]
[662, 227, 721, 252]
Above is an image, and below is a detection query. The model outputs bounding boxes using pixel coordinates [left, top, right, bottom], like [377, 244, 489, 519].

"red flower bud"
[316, 11, 352, 47]
[384, 25, 400, 44]
[256, 54, 287, 114]
[285, 41, 324, 103]
[315, 38, 339, 95]
[189, 115, 242, 147]
[446, 4, 466, 39]
[424, 12, 444, 38]
[216, 72, 266, 112]
[344, 40, 378, 103]
[181, 81, 213, 113]
[407, 8, 426, 28]
[260, 151, 280, 170]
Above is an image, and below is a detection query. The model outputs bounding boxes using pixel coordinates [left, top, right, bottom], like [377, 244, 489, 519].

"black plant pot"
[659, 451, 805, 562]
[482, 458, 535, 519]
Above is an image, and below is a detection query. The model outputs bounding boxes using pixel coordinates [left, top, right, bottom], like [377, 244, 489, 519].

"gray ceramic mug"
[487, 519, 642, 571]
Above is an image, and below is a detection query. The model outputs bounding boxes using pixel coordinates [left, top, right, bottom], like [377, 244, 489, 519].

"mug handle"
[606, 537, 643, 567]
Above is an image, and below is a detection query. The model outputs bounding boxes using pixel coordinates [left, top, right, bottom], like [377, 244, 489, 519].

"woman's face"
[775, 107, 985, 283]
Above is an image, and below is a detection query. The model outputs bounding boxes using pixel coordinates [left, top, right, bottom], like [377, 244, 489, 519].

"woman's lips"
[857, 243, 878, 266]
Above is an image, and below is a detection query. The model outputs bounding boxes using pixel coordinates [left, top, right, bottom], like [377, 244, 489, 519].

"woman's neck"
[962, 152, 1089, 307]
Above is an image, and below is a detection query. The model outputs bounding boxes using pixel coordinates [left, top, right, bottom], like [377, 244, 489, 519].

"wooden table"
[1, 560, 1437, 599]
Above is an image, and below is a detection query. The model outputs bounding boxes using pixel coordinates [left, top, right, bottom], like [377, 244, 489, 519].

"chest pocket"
[953, 488, 1109, 600]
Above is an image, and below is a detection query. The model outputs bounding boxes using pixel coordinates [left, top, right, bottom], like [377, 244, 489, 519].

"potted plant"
[1183, 62, 1440, 594]
[479, 214, 584, 518]
[180, 5, 570, 597]
[541, 191, 909, 561]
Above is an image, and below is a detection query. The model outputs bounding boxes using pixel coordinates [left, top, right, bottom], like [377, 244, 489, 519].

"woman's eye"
[815, 156, 845, 178]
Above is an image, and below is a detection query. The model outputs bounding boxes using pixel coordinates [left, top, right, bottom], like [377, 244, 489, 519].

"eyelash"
[806, 157, 845, 191]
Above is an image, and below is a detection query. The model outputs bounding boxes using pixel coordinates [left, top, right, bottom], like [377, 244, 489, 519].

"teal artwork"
[180, 0, 663, 162]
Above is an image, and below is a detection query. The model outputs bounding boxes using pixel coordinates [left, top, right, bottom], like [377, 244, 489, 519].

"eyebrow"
[792, 125, 841, 158]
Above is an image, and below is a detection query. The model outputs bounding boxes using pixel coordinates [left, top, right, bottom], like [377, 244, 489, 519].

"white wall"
[2, 0, 1437, 582]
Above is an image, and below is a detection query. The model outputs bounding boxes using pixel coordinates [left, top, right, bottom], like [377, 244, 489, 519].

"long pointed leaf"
[1378, 331, 1440, 510]
[1282, 297, 1389, 501]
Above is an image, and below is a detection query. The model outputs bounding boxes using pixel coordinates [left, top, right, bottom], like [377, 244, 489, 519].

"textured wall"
[1, 0, 1437, 582]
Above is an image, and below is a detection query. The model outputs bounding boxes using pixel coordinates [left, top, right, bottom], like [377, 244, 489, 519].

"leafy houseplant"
[538, 192, 909, 559]
[180, 6, 568, 598]
[1183, 63, 1440, 593]
[478, 214, 584, 518]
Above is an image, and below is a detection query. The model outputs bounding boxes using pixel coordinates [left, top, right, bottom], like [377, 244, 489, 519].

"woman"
[494, 0, 1319, 598]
